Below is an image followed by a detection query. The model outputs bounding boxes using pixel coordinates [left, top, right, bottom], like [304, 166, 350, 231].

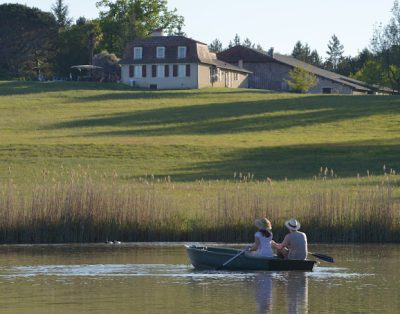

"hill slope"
[1, 81, 399, 182]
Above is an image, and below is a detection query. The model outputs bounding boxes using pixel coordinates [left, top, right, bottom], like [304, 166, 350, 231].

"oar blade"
[310, 252, 334, 263]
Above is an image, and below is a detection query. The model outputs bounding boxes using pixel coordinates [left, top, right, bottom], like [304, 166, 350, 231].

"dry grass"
[0, 169, 399, 244]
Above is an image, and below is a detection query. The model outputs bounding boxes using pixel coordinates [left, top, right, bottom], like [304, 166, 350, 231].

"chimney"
[267, 47, 274, 57]
[151, 28, 164, 37]
[238, 59, 244, 68]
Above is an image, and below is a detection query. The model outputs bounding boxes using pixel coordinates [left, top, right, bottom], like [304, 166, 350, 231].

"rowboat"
[186, 245, 317, 271]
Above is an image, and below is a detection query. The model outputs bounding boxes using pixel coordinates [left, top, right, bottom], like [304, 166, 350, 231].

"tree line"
[0, 0, 184, 80]
[1, 0, 400, 90]
[209, 0, 400, 91]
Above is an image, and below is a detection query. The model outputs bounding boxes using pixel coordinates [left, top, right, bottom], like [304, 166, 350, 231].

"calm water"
[0, 243, 398, 313]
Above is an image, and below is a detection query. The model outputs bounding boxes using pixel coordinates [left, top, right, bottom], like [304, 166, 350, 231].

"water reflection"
[286, 272, 308, 314]
[254, 273, 273, 313]
[254, 272, 308, 314]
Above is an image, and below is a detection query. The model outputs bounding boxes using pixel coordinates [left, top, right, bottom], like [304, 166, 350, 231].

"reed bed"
[0, 170, 399, 244]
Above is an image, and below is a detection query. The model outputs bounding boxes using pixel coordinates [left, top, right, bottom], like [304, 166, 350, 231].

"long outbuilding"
[218, 46, 394, 95]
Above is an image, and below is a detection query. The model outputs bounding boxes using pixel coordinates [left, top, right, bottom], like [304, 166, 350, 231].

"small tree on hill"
[287, 66, 318, 93]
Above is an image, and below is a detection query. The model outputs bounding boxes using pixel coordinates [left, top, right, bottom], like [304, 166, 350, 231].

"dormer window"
[133, 47, 143, 60]
[156, 47, 165, 59]
[178, 46, 187, 59]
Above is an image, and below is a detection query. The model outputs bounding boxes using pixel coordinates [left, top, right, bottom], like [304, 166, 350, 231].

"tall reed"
[0, 171, 399, 243]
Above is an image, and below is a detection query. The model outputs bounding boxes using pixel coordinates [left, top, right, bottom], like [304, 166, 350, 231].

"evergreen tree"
[209, 38, 223, 53]
[325, 34, 344, 71]
[233, 34, 241, 46]
[51, 0, 72, 29]
[309, 50, 322, 67]
[243, 37, 254, 48]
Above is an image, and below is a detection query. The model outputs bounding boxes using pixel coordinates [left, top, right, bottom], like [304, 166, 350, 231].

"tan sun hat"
[255, 218, 272, 231]
[285, 218, 301, 231]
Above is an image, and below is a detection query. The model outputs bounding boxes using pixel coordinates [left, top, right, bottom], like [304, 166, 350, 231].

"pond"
[0, 243, 398, 313]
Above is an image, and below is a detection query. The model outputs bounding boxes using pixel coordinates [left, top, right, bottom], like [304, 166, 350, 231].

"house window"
[156, 47, 165, 59]
[234, 73, 239, 81]
[178, 46, 187, 59]
[186, 64, 191, 77]
[157, 65, 165, 78]
[142, 65, 147, 77]
[173, 65, 178, 77]
[165, 65, 170, 77]
[178, 64, 186, 78]
[152, 65, 157, 77]
[133, 47, 143, 60]
[129, 65, 134, 78]
[134, 65, 142, 78]
[322, 87, 332, 94]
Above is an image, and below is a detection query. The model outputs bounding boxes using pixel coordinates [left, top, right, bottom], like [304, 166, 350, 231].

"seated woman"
[272, 218, 308, 260]
[248, 218, 274, 258]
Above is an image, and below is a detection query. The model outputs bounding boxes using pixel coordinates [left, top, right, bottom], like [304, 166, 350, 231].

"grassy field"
[0, 81, 400, 243]
[1, 81, 400, 182]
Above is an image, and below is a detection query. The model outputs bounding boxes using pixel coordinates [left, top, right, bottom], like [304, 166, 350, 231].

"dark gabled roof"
[200, 58, 252, 74]
[218, 46, 393, 93]
[120, 36, 251, 74]
[272, 54, 370, 92]
[129, 35, 207, 46]
[217, 46, 274, 63]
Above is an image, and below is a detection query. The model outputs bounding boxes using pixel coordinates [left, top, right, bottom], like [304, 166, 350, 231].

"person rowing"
[247, 218, 274, 258]
[272, 218, 308, 260]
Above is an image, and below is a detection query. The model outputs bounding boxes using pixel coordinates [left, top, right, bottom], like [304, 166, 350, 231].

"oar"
[216, 249, 246, 270]
[309, 252, 334, 263]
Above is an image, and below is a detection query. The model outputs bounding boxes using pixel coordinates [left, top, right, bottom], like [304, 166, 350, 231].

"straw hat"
[285, 218, 301, 231]
[255, 218, 272, 231]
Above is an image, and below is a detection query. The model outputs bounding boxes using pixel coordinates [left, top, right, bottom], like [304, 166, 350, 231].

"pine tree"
[233, 34, 241, 46]
[209, 39, 223, 53]
[243, 38, 254, 48]
[325, 34, 344, 71]
[51, 0, 72, 29]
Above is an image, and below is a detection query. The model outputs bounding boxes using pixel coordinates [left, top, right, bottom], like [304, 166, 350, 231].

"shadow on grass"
[0, 80, 272, 98]
[148, 140, 400, 181]
[48, 95, 400, 136]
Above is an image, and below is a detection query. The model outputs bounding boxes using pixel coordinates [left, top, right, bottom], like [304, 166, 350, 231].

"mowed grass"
[1, 81, 400, 183]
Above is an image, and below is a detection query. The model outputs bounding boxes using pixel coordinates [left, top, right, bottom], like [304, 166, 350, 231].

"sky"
[2, 0, 396, 58]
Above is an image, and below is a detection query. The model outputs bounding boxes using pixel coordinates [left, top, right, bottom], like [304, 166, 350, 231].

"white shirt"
[254, 231, 274, 257]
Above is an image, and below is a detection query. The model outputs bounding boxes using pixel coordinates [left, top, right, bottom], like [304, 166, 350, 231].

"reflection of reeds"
[0, 170, 399, 243]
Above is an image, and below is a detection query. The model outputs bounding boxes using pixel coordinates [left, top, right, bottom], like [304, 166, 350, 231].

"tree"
[291, 41, 322, 66]
[209, 39, 223, 53]
[351, 60, 389, 86]
[287, 67, 318, 93]
[292, 41, 311, 61]
[243, 37, 255, 48]
[54, 19, 103, 77]
[96, 0, 185, 56]
[325, 34, 344, 71]
[51, 0, 72, 29]
[0, 4, 57, 79]
[92, 50, 121, 81]
[309, 50, 322, 67]
[371, 0, 400, 92]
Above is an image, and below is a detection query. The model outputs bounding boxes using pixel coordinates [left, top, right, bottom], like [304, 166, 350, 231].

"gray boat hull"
[186, 245, 316, 271]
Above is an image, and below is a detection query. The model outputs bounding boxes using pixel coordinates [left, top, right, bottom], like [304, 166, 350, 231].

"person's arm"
[273, 235, 289, 250]
[248, 236, 261, 251]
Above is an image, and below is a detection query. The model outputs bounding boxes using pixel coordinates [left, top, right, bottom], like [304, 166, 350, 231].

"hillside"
[1, 81, 399, 183]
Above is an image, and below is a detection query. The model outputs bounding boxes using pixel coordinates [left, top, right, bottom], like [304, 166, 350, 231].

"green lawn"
[1, 81, 399, 183]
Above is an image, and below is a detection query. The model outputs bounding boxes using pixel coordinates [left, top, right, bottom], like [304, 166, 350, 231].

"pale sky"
[2, 0, 395, 58]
